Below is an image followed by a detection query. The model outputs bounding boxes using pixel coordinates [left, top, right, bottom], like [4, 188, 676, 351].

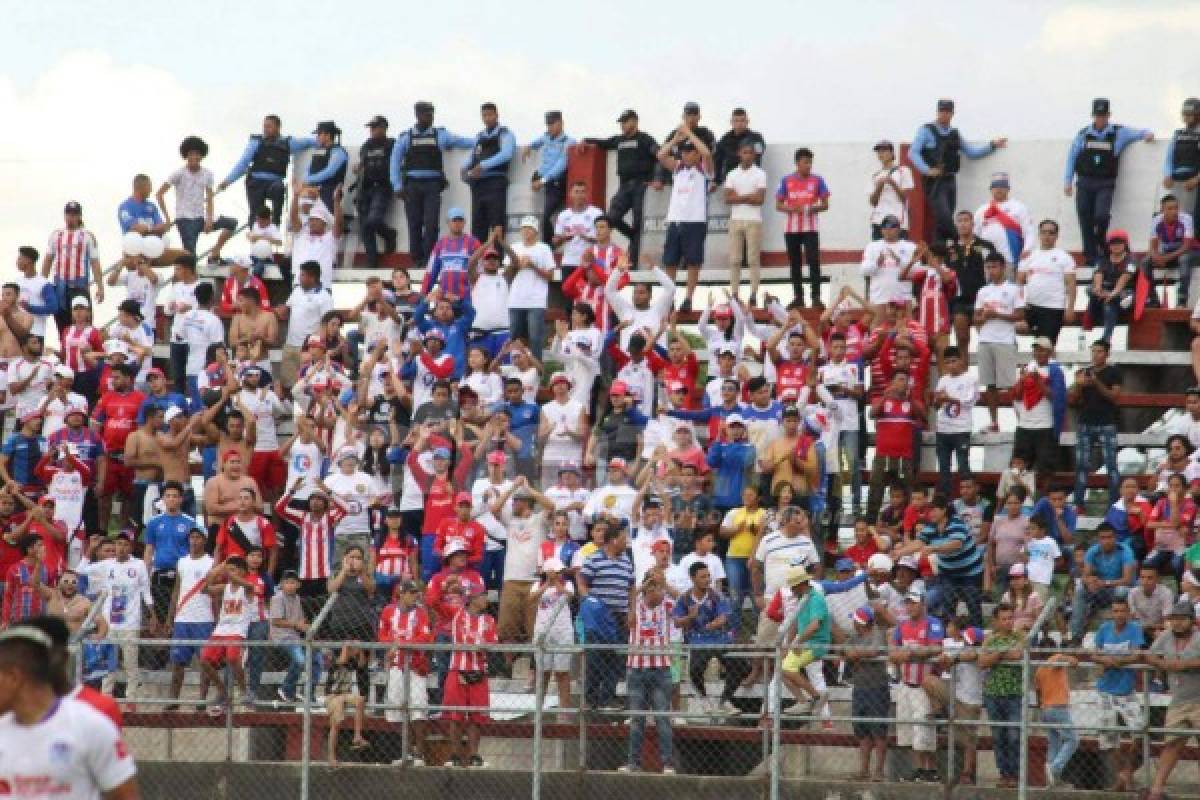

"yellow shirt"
[724, 507, 767, 558]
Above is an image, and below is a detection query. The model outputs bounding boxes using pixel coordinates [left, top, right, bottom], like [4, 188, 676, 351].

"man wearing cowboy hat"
[778, 565, 831, 717]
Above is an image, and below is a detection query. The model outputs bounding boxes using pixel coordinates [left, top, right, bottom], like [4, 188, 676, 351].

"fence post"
[577, 642, 587, 771]
[532, 638, 546, 800]
[945, 655, 957, 794]
[300, 593, 338, 800]
[768, 641, 785, 800]
[1142, 663, 1152, 790]
[1019, 596, 1057, 800]
[400, 656, 411, 766]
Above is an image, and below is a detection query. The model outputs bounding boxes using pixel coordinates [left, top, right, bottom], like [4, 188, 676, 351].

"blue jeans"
[928, 574, 983, 628]
[279, 642, 321, 700]
[245, 620, 271, 696]
[627, 668, 673, 768]
[837, 429, 862, 513]
[725, 557, 750, 632]
[985, 695, 1023, 779]
[1074, 423, 1119, 506]
[935, 432, 972, 497]
[1086, 291, 1123, 342]
[419, 533, 438, 584]
[480, 548, 505, 590]
[509, 308, 546, 361]
[1041, 705, 1079, 777]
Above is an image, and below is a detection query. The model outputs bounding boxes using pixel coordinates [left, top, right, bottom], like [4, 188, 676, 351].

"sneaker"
[468, 755, 487, 768]
[1045, 764, 1057, 788]
[409, 754, 425, 767]
[717, 699, 741, 716]
[277, 688, 296, 703]
[207, 704, 224, 719]
[661, 765, 676, 775]
[444, 756, 463, 768]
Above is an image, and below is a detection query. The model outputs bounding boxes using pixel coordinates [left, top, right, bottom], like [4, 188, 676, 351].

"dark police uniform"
[464, 124, 515, 242]
[584, 115, 659, 265]
[246, 135, 292, 225]
[1072, 123, 1121, 264]
[713, 128, 766, 186]
[1168, 108, 1200, 219]
[306, 133, 348, 217]
[357, 122, 396, 268]
[919, 123, 962, 242]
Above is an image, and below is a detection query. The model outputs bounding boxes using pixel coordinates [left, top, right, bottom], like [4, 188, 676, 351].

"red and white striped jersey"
[47, 228, 97, 282]
[244, 572, 268, 622]
[375, 534, 413, 579]
[61, 325, 103, 372]
[378, 605, 433, 672]
[274, 495, 347, 581]
[627, 596, 674, 669]
[448, 609, 497, 672]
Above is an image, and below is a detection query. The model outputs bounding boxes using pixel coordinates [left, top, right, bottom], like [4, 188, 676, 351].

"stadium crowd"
[1, 93, 1200, 793]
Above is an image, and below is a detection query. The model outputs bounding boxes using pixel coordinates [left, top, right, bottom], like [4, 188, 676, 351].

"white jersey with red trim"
[448, 609, 496, 672]
[173, 554, 215, 624]
[0, 695, 136, 800]
[212, 583, 249, 637]
[47, 228, 97, 283]
[627, 596, 673, 669]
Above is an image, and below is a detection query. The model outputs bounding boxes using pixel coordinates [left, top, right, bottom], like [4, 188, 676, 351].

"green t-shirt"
[982, 631, 1024, 697]
[794, 588, 832, 659]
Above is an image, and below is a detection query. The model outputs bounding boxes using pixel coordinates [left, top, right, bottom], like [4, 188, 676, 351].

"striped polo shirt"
[580, 550, 635, 614]
[918, 518, 983, 578]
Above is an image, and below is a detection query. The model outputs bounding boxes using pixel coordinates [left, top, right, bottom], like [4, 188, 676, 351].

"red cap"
[609, 380, 630, 397]
[713, 304, 734, 319]
[481, 248, 500, 259]
[221, 449, 243, 464]
[454, 491, 473, 506]
[305, 335, 325, 349]
[608, 456, 628, 470]
[651, 540, 672, 554]
[486, 451, 508, 466]
[666, 382, 688, 394]
[146, 367, 165, 379]
[1106, 229, 1130, 244]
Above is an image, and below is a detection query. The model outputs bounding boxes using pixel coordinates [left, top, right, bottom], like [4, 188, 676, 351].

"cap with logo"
[519, 215, 540, 232]
[1092, 97, 1111, 115]
[873, 139, 894, 151]
[989, 171, 1010, 190]
[852, 607, 875, 626]
[683, 102, 700, 115]
[365, 115, 389, 129]
[544, 111, 562, 124]
[414, 101, 435, 114]
[726, 413, 746, 427]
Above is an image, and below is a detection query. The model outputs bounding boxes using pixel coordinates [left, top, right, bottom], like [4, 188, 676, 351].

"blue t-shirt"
[1094, 620, 1143, 696]
[0, 434, 44, 485]
[143, 513, 198, 571]
[1084, 542, 1135, 582]
[495, 401, 540, 457]
[117, 198, 163, 233]
[673, 589, 733, 645]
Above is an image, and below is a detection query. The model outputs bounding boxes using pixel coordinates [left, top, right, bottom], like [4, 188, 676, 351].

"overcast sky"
[3, 0, 1198, 272]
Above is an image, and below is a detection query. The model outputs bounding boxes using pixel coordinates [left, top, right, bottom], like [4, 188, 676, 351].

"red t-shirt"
[773, 357, 811, 400]
[433, 518, 486, 565]
[93, 389, 147, 453]
[874, 395, 920, 459]
[660, 353, 700, 408]
[844, 540, 879, 567]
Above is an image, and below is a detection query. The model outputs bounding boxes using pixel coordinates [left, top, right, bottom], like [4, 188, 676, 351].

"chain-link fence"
[64, 591, 1200, 800]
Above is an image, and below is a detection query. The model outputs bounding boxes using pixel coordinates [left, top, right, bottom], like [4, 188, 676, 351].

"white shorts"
[534, 628, 574, 673]
[1097, 693, 1144, 750]
[977, 342, 1018, 389]
[385, 668, 429, 722]
[895, 683, 935, 752]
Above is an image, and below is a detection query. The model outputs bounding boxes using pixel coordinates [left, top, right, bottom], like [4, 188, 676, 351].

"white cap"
[866, 553, 894, 572]
[104, 339, 130, 357]
[309, 200, 334, 225]
[53, 365, 74, 380]
[164, 407, 183, 424]
[70, 296, 90, 309]
[542, 557, 565, 573]
[519, 215, 539, 232]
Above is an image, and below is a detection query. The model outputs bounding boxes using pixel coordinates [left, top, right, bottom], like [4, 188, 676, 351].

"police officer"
[463, 102, 517, 243]
[219, 114, 316, 225]
[581, 110, 659, 265]
[910, 99, 1007, 241]
[653, 102, 716, 186]
[390, 101, 475, 267]
[299, 120, 349, 216]
[713, 107, 766, 185]
[1164, 97, 1200, 221]
[356, 115, 397, 268]
[1064, 98, 1154, 264]
[523, 110, 575, 245]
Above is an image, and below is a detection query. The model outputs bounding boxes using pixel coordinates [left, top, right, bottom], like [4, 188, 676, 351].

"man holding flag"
[974, 172, 1034, 270]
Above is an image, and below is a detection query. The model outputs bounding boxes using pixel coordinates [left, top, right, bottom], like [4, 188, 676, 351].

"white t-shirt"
[935, 372, 979, 434]
[101, 557, 152, 631]
[180, 309, 225, 373]
[507, 241, 554, 309]
[174, 553, 216, 623]
[285, 288, 334, 347]
[7, 357, 53, 418]
[43, 393, 88, 439]
[666, 164, 710, 223]
[213, 583, 250, 637]
[868, 164, 914, 227]
[498, 364, 539, 404]
[167, 280, 198, 340]
[15, 274, 53, 337]
[677, 551, 726, 585]
[167, 165, 214, 219]
[323, 470, 375, 535]
[555, 328, 603, 407]
[471, 272, 510, 330]
[122, 270, 159, 325]
[504, 511, 545, 582]
[974, 281, 1024, 344]
[0, 696, 137, 800]
[1014, 361, 1055, 429]
[462, 370, 504, 407]
[531, 580, 575, 636]
[109, 321, 154, 384]
[1018, 247, 1075, 309]
[472, 476, 513, 551]
[554, 205, 603, 266]
[974, 198, 1034, 265]
[724, 165, 768, 223]
[860, 239, 918, 305]
[543, 484, 590, 542]
[582, 484, 639, 524]
[818, 361, 861, 431]
[238, 388, 284, 451]
[291, 229, 337, 289]
[752, 531, 819, 598]
[630, 524, 672, 583]
[46, 468, 86, 535]
[1025, 535, 1062, 586]
[541, 399, 585, 463]
[285, 440, 323, 501]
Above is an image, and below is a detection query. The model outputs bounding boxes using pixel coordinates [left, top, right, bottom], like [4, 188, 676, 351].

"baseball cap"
[786, 566, 811, 586]
[281, 569, 300, 581]
[905, 587, 926, 603]
[447, 207, 466, 221]
[616, 109, 638, 123]
[716, 345, 737, 358]
[480, 248, 500, 261]
[70, 296, 90, 309]
[1092, 97, 1111, 115]
[305, 334, 325, 349]
[542, 557, 565, 573]
[1184, 97, 1200, 115]
[852, 607, 875, 626]
[414, 101, 434, 114]
[64, 404, 87, 420]
[384, 506, 404, 517]
[313, 120, 342, 136]
[221, 448, 243, 463]
[1171, 600, 1196, 619]
[64, 201, 83, 214]
[19, 408, 43, 425]
[666, 381, 688, 395]
[989, 171, 1010, 189]
[897, 554, 920, 571]
[713, 304, 734, 319]
[52, 365, 74, 380]
[835, 558, 855, 573]
[937, 98, 955, 112]
[1033, 336, 1055, 351]
[486, 451, 508, 466]
[608, 456, 628, 471]
[1008, 563, 1027, 577]
[163, 407, 183, 425]
[650, 539, 672, 554]
[867, 553, 894, 572]
[423, 328, 445, 342]
[399, 580, 421, 593]
[454, 491, 473, 506]
[726, 413, 746, 427]
[431, 446, 451, 460]
[365, 115, 389, 128]
[872, 139, 894, 151]
[544, 110, 562, 124]
[880, 214, 901, 229]
[683, 102, 700, 114]
[549, 371, 572, 388]
[962, 626, 985, 645]
[146, 367, 165, 379]
[1106, 229, 1130, 244]
[609, 380, 631, 397]
[336, 449, 359, 463]
[558, 462, 581, 475]
[442, 541, 468, 560]
[519, 215, 540, 232]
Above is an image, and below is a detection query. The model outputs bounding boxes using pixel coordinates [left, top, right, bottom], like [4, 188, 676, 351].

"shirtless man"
[198, 384, 257, 469]
[202, 451, 260, 543]
[0, 283, 34, 360]
[157, 406, 202, 514]
[228, 287, 278, 372]
[123, 405, 166, 530]
[47, 568, 108, 638]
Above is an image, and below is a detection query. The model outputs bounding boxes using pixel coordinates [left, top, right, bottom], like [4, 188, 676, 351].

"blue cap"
[835, 558, 855, 572]
[447, 207, 466, 221]
[338, 386, 356, 407]
[432, 446, 452, 459]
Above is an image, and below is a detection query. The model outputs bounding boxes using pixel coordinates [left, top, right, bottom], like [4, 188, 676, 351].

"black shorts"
[852, 685, 891, 738]
[950, 298, 976, 319]
[1013, 426, 1059, 472]
[664, 221, 706, 267]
